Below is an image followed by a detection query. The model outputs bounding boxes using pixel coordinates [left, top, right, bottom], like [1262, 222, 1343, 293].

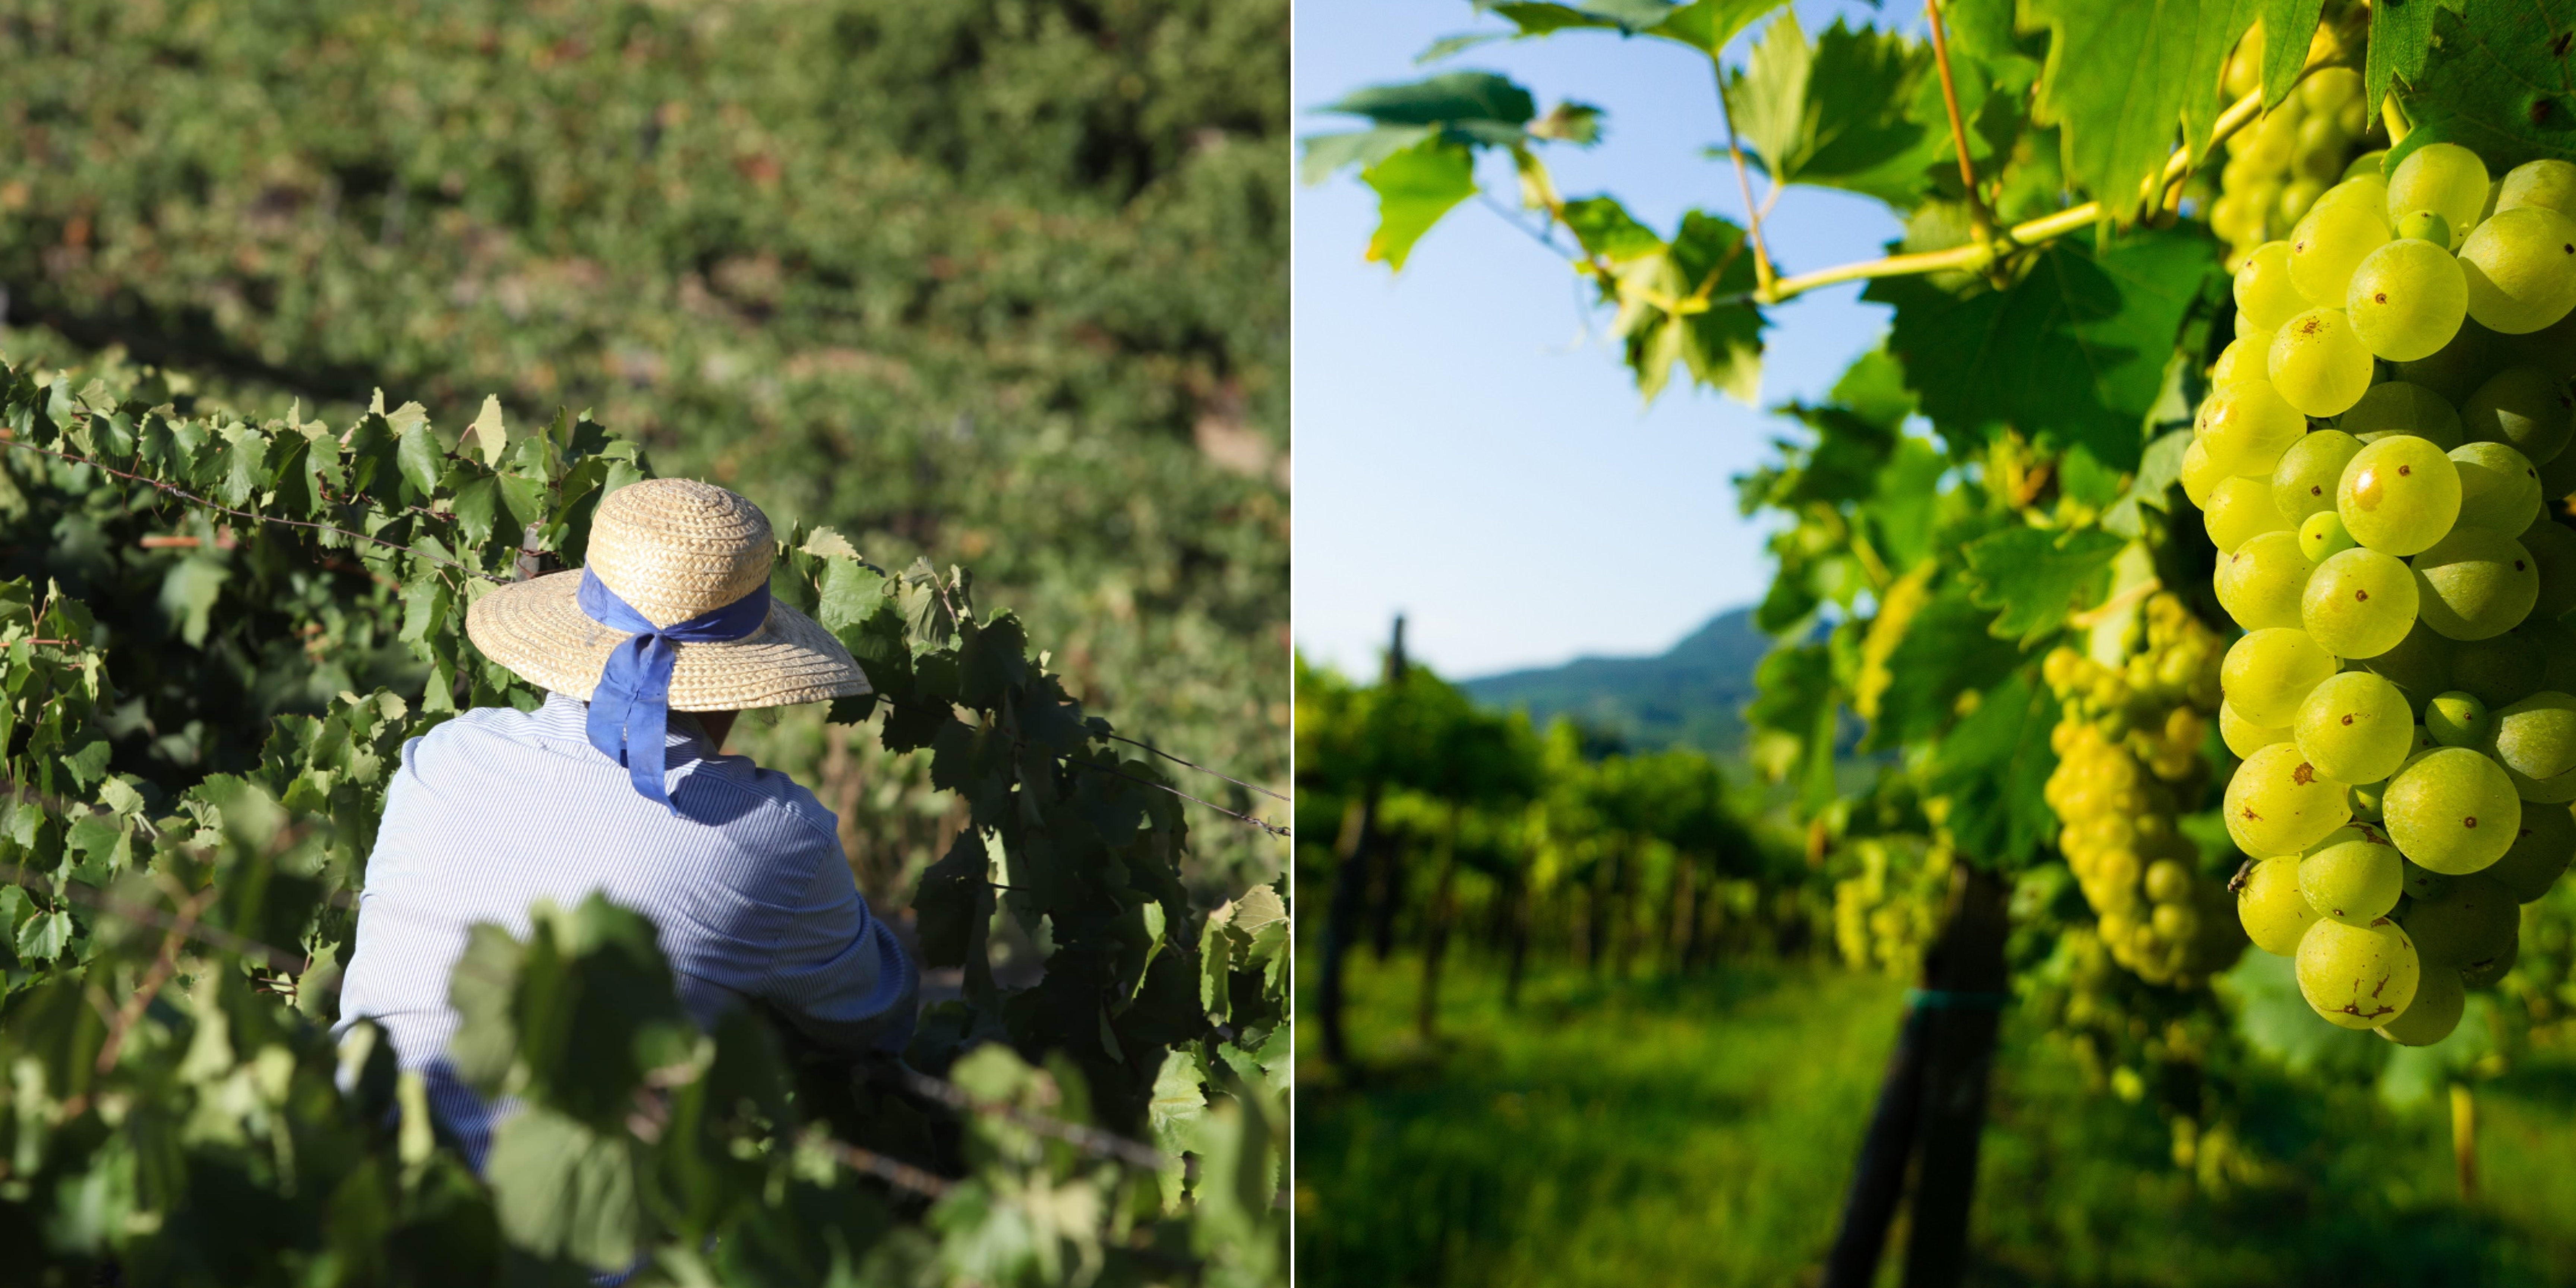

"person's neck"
[694, 709, 739, 750]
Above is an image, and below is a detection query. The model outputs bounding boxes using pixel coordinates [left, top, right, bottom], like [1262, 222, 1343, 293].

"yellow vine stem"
[2064, 576, 2163, 631]
[1756, 37, 2351, 306]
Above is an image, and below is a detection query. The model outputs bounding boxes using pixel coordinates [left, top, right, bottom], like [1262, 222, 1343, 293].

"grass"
[1297, 949, 2576, 1287]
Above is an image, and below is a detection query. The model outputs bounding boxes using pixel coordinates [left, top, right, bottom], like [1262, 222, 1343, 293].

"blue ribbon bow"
[578, 568, 772, 812]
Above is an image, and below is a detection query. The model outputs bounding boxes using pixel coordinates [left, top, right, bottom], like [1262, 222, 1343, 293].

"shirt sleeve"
[759, 836, 919, 1056]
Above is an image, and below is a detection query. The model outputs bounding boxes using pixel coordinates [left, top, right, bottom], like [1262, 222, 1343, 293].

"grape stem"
[2064, 575, 2164, 631]
[1748, 40, 2349, 305]
[1922, 0, 1998, 252]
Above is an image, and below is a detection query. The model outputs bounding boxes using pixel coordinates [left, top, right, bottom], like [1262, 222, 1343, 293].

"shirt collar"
[538, 691, 714, 764]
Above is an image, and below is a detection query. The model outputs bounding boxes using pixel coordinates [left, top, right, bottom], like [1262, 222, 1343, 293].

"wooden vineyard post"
[1822, 859, 2011, 1288]
[1318, 615, 1406, 1069]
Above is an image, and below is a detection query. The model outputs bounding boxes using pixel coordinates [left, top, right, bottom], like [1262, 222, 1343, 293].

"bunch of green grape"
[2042, 596, 2247, 986]
[1831, 834, 1947, 978]
[2210, 26, 2369, 271]
[2194, 136, 2576, 1044]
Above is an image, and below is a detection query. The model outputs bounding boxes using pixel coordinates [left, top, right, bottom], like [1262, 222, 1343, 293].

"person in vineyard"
[331, 477, 919, 1167]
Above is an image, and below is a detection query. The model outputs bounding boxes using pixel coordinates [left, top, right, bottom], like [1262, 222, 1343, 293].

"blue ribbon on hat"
[579, 567, 771, 812]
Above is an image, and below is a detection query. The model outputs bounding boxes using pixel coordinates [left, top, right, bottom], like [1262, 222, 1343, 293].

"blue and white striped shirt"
[334, 691, 918, 1165]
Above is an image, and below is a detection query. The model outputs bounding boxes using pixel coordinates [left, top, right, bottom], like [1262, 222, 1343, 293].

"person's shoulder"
[690, 755, 843, 852]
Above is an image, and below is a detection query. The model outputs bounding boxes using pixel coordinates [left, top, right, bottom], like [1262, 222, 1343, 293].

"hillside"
[1459, 607, 1771, 756]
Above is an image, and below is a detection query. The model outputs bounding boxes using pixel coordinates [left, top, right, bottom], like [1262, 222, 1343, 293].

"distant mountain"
[1458, 607, 1773, 757]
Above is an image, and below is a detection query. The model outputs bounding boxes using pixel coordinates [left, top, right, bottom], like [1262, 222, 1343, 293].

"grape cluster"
[2194, 135, 2576, 1045]
[2042, 596, 2246, 986]
[1831, 835, 1946, 978]
[2210, 42, 2370, 271]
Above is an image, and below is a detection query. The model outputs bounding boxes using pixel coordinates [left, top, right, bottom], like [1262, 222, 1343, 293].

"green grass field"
[1297, 950, 2576, 1287]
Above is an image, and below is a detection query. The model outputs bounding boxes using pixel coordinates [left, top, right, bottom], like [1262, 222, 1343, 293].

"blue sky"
[1291, 0, 1918, 679]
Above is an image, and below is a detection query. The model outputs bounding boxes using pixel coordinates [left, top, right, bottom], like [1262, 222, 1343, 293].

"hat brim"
[465, 570, 872, 711]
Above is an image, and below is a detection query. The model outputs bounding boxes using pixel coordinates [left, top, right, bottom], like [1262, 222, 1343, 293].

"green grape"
[2275, 429, 2364, 520]
[2535, 618, 2576, 689]
[2234, 240, 2307, 331]
[2181, 438, 2227, 508]
[2451, 634, 2543, 704]
[2347, 619, 2456, 703]
[2519, 515, 2576, 619]
[2459, 206, 2576, 335]
[2450, 441, 2543, 532]
[2462, 366, 2575, 466]
[2387, 142, 2490, 250]
[2221, 700, 2292, 758]
[2339, 381, 2464, 449]
[2289, 178, 2394, 305]
[2384, 746, 2523, 873]
[2302, 546, 2420, 657]
[2300, 510, 2358, 562]
[2295, 670, 2415, 783]
[2506, 759, 2576, 804]
[2543, 437, 2576, 504]
[2504, 309, 2576, 381]
[2282, 180, 2331, 230]
[2462, 933, 2521, 987]
[2404, 856, 2451, 902]
[2269, 308, 2377, 417]
[2411, 527, 2541, 641]
[2238, 311, 2276, 342]
[2427, 691, 2494, 746]
[2345, 151, 2389, 182]
[2400, 871, 2519, 967]
[2337, 434, 2462, 556]
[2206, 474, 2294, 554]
[2485, 800, 2576, 900]
[2490, 691, 2576, 780]
[2143, 858, 2192, 904]
[2212, 335, 2272, 387]
[2225, 741, 2353, 856]
[2239, 854, 2321, 955]
[2223, 627, 2340, 726]
[2295, 917, 2419, 1029]
[2397, 211, 2453, 248]
[2396, 320, 2501, 407]
[2197, 379, 2309, 475]
[2348, 237, 2471, 362]
[2300, 825, 2404, 925]
[2216, 530, 2313, 630]
[2499, 158, 2576, 221]
[2354, 777, 2389, 822]
[2378, 965, 2465, 1046]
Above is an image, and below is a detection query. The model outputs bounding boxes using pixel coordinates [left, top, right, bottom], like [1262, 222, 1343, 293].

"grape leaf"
[1925, 669, 2059, 866]
[2367, 0, 2446, 121]
[1962, 527, 2127, 643]
[1361, 139, 1480, 271]
[1300, 125, 1434, 186]
[1559, 196, 1664, 263]
[2022, 0, 2255, 211]
[1725, 14, 1939, 204]
[2259, 0, 2329, 109]
[2389, 0, 2576, 172]
[1480, 0, 1785, 54]
[1616, 210, 1764, 403]
[1316, 71, 1535, 141]
[1860, 578, 2023, 750]
[158, 557, 229, 648]
[1864, 229, 2215, 470]
[485, 1108, 648, 1270]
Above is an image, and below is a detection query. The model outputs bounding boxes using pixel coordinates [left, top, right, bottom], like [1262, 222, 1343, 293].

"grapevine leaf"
[485, 1108, 648, 1270]
[1317, 72, 1536, 133]
[2389, 0, 2576, 172]
[1559, 196, 1664, 263]
[1925, 669, 2059, 866]
[1616, 211, 1764, 404]
[2022, 0, 2254, 211]
[1961, 527, 2127, 643]
[2259, 0, 2329, 109]
[1725, 14, 1939, 203]
[1865, 230, 2215, 470]
[2367, 0, 2445, 121]
[1360, 138, 1479, 271]
[915, 829, 989, 969]
[219, 428, 272, 509]
[15, 909, 69, 962]
[1147, 1049, 1211, 1159]
[396, 419, 445, 502]
[401, 578, 454, 645]
[814, 558, 888, 634]
[451, 476, 501, 550]
[158, 557, 229, 648]
[1861, 578, 2023, 749]
[466, 395, 510, 469]
[1300, 123, 1442, 185]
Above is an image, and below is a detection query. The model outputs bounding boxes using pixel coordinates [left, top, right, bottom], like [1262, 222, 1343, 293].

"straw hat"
[465, 478, 871, 710]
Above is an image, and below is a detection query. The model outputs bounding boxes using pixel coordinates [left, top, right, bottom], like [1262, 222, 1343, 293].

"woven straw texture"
[465, 479, 871, 710]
